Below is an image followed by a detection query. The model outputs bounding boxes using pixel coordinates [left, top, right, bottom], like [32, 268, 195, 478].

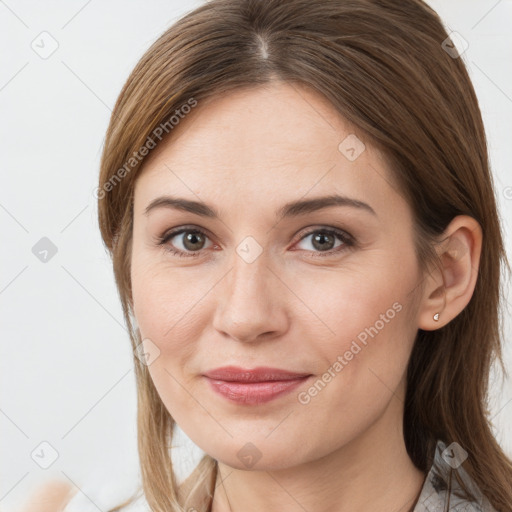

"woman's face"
[131, 82, 423, 470]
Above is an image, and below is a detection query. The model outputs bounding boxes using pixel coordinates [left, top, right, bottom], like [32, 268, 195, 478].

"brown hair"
[96, 0, 512, 510]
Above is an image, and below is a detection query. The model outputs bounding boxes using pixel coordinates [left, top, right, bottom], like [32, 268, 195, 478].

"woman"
[24, 0, 512, 510]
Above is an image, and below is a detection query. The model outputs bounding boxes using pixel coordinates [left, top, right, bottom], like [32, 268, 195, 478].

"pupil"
[184, 232, 204, 250]
[313, 232, 334, 251]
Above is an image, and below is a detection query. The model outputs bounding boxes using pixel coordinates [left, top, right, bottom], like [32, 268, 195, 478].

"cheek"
[131, 259, 218, 373]
[295, 255, 416, 350]
[129, 236, 228, 427]
[293, 253, 418, 400]
[290, 276, 415, 448]
[131, 265, 209, 421]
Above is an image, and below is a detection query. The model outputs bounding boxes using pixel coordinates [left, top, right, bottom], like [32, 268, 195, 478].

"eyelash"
[155, 225, 355, 259]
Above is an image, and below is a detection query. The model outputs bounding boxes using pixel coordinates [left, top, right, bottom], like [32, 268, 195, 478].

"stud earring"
[433, 313, 440, 321]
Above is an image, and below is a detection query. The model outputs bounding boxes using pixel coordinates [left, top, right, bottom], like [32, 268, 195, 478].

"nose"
[212, 247, 289, 343]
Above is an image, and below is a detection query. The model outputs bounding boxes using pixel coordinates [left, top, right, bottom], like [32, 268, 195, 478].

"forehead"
[133, 82, 401, 216]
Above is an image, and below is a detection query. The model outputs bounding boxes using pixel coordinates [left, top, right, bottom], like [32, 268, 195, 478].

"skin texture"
[130, 82, 482, 512]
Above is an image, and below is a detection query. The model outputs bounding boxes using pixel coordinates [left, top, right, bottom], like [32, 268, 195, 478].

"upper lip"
[203, 366, 311, 382]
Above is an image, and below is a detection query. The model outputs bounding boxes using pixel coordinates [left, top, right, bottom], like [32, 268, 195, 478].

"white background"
[1, 0, 511, 509]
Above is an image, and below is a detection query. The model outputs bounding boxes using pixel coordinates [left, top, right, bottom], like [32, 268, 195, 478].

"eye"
[293, 227, 354, 257]
[156, 226, 214, 258]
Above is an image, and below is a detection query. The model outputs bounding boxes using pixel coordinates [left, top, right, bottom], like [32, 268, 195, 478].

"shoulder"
[61, 475, 148, 512]
[18, 475, 148, 512]
[17, 480, 78, 512]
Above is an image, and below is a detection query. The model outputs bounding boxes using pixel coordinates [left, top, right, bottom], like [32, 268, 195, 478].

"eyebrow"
[144, 194, 377, 220]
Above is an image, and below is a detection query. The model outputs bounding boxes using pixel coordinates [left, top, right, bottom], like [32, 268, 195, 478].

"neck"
[210, 397, 426, 512]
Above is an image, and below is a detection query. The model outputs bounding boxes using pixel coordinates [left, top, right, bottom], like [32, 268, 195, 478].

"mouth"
[202, 366, 312, 405]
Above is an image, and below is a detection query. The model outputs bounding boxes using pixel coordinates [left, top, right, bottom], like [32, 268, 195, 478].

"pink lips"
[202, 366, 312, 405]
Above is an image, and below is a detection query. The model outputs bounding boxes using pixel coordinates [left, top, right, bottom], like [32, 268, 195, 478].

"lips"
[202, 366, 312, 405]
[202, 366, 311, 382]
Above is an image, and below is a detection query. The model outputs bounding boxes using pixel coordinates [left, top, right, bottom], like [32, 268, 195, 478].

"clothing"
[62, 439, 497, 512]
[413, 440, 497, 512]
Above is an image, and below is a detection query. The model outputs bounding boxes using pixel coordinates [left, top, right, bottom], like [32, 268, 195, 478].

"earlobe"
[417, 215, 482, 331]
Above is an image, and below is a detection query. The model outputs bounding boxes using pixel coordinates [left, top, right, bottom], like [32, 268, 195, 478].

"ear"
[417, 215, 482, 330]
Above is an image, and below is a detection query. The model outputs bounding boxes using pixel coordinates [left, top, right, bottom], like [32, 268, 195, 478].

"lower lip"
[204, 376, 311, 405]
